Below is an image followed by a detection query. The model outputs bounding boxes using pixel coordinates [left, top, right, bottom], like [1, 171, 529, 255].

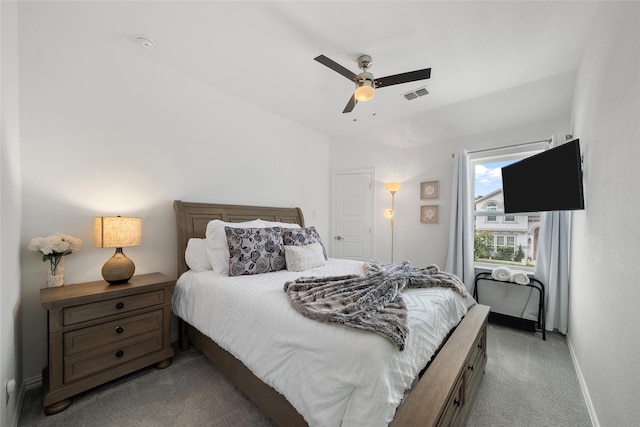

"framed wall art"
[420, 181, 439, 199]
[421, 205, 439, 224]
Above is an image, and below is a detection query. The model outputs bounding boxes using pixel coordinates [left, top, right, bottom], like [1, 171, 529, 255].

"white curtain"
[534, 134, 571, 334]
[446, 150, 475, 292]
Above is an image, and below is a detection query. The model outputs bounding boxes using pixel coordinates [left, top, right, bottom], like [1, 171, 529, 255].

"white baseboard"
[8, 375, 41, 426]
[566, 334, 599, 427]
[24, 374, 42, 391]
[7, 377, 26, 427]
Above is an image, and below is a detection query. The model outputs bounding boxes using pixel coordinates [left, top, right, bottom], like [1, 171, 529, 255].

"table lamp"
[94, 216, 141, 284]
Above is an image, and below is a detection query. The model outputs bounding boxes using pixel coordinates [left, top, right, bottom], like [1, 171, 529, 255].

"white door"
[331, 169, 374, 260]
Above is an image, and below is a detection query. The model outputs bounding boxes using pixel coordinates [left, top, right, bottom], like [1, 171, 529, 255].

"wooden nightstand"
[40, 272, 175, 415]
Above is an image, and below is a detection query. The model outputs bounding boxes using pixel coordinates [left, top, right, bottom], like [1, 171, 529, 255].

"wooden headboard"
[173, 200, 305, 276]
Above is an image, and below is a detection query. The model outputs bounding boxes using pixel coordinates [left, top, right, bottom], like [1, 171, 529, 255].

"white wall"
[18, 7, 331, 384]
[330, 117, 568, 268]
[1, 1, 24, 425]
[568, 2, 640, 426]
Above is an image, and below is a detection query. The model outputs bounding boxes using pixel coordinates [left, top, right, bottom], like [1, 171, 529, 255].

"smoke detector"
[136, 36, 156, 49]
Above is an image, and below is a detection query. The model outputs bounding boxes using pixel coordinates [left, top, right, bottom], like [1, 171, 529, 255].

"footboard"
[391, 304, 490, 427]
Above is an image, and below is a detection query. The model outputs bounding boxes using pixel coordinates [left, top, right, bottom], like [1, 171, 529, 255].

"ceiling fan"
[314, 54, 431, 113]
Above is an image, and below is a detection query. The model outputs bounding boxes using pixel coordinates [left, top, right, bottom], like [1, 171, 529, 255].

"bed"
[173, 200, 490, 427]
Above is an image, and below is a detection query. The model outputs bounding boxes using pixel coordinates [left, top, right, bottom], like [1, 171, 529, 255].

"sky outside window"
[474, 161, 515, 198]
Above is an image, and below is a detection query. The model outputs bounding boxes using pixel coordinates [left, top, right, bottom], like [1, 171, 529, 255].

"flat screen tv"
[501, 139, 585, 213]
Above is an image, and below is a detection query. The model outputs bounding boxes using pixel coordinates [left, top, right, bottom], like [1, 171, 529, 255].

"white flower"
[29, 233, 82, 275]
[29, 233, 82, 257]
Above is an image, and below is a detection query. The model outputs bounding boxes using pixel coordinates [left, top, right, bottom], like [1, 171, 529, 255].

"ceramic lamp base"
[102, 248, 135, 284]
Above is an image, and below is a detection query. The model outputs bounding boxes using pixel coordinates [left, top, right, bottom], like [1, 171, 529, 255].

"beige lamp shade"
[94, 216, 141, 284]
[94, 217, 142, 248]
[385, 182, 402, 193]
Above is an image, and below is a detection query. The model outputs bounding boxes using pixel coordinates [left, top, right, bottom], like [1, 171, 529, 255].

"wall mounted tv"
[501, 139, 585, 213]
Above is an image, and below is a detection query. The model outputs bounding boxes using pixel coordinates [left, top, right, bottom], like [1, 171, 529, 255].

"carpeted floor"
[18, 322, 592, 426]
[18, 346, 275, 427]
[467, 323, 591, 427]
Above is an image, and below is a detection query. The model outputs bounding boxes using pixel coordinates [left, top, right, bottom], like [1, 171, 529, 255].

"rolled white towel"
[511, 270, 531, 285]
[491, 266, 512, 281]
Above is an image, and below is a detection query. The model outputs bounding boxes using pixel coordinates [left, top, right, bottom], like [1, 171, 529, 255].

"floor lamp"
[384, 182, 402, 263]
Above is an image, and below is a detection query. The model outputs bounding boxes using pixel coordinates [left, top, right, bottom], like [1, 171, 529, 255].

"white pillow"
[284, 242, 327, 272]
[261, 220, 301, 229]
[185, 238, 211, 272]
[206, 219, 265, 274]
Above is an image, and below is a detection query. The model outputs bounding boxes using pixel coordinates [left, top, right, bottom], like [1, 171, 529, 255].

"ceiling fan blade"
[374, 68, 431, 88]
[315, 55, 358, 81]
[342, 94, 357, 113]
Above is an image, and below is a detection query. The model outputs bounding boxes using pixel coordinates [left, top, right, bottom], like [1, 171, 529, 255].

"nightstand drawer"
[64, 329, 163, 383]
[64, 310, 163, 356]
[63, 290, 164, 325]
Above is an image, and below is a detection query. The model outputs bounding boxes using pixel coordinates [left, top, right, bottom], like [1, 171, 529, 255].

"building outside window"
[472, 146, 544, 271]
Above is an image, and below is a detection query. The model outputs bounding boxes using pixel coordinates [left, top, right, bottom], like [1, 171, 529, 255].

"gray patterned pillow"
[225, 227, 285, 276]
[282, 226, 328, 260]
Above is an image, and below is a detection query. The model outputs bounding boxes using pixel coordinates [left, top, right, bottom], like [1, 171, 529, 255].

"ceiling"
[22, 1, 599, 147]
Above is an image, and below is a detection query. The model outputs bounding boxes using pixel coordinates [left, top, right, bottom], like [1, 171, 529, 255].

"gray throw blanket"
[283, 261, 468, 350]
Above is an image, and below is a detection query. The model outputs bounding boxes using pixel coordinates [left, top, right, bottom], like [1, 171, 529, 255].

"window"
[498, 235, 516, 249]
[472, 144, 545, 269]
[486, 203, 497, 222]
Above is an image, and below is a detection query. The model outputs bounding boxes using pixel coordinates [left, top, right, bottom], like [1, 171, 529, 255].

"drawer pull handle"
[477, 343, 483, 349]
[116, 350, 124, 358]
[116, 302, 124, 309]
[468, 365, 474, 371]
[115, 326, 125, 334]
[453, 398, 461, 407]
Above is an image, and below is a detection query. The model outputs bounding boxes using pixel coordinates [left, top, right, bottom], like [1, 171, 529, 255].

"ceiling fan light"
[354, 75, 375, 101]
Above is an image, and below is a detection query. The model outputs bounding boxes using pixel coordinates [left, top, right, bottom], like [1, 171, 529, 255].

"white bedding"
[172, 258, 474, 427]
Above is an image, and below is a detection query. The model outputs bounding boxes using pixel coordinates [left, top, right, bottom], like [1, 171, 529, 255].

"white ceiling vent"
[403, 86, 429, 101]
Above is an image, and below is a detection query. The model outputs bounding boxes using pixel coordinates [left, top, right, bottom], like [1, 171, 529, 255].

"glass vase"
[46, 257, 64, 287]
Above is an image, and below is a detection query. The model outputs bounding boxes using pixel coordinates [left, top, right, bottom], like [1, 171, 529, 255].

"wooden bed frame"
[173, 200, 489, 427]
